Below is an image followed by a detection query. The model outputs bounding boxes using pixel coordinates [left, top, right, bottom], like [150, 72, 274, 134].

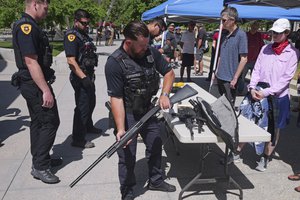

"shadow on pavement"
[0, 56, 7, 72]
[51, 117, 110, 173]
[51, 135, 83, 173]
[0, 80, 28, 143]
[276, 112, 300, 173]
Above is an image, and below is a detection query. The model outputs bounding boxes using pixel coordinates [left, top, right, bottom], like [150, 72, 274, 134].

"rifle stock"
[69, 84, 198, 188]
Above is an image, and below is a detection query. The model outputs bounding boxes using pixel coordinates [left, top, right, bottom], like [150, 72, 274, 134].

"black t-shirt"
[197, 28, 207, 48]
[105, 45, 172, 98]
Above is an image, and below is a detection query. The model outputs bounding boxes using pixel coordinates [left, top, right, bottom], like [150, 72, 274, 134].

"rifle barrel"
[69, 141, 118, 188]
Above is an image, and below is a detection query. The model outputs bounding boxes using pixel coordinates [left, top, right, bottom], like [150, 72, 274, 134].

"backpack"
[191, 95, 239, 153]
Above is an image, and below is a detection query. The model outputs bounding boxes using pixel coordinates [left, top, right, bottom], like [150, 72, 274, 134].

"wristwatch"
[161, 92, 169, 97]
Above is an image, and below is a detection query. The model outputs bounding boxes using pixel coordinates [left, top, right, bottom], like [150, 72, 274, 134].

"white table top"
[163, 83, 271, 144]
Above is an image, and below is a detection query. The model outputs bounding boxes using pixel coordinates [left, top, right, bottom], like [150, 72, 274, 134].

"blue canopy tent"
[142, 0, 300, 22]
[141, 0, 179, 21]
[142, 0, 300, 97]
[224, 0, 300, 9]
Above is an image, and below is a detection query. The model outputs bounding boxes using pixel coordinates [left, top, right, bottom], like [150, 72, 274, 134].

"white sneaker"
[255, 157, 268, 172]
[221, 152, 240, 165]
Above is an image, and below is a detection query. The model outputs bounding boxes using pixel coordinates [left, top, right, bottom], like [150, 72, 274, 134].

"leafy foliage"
[0, 0, 165, 29]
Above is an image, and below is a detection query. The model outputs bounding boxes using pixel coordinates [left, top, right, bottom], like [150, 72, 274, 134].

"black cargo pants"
[20, 82, 60, 170]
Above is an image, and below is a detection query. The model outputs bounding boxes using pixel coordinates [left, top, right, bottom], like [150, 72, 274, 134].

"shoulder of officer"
[14, 16, 39, 36]
[65, 29, 78, 42]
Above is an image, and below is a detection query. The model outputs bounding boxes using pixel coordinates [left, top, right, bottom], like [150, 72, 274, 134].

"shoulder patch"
[68, 34, 76, 42]
[20, 24, 32, 35]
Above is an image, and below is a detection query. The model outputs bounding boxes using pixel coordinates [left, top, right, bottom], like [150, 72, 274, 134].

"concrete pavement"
[1, 40, 300, 200]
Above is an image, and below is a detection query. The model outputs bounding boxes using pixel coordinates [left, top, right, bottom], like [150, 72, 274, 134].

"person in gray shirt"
[215, 7, 248, 106]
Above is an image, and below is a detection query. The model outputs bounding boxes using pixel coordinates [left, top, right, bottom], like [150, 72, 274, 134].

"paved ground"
[1, 39, 300, 200]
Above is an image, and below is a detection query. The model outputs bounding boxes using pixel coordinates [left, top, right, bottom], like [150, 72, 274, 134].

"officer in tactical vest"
[12, 0, 61, 184]
[64, 9, 101, 149]
[105, 21, 176, 200]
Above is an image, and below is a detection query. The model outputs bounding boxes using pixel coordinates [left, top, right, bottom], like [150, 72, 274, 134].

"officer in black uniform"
[64, 9, 101, 149]
[105, 21, 176, 200]
[12, 0, 61, 184]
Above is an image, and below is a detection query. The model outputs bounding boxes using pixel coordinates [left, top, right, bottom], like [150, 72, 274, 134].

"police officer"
[146, 18, 167, 45]
[105, 21, 176, 200]
[64, 9, 101, 149]
[12, 0, 61, 184]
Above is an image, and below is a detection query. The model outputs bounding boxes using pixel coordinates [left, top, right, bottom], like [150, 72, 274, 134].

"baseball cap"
[269, 18, 290, 33]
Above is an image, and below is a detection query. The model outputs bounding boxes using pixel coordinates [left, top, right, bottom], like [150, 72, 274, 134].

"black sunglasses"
[222, 18, 234, 23]
[272, 31, 285, 35]
[79, 21, 89, 26]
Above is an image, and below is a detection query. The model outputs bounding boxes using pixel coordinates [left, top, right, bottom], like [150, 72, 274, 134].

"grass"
[0, 41, 64, 56]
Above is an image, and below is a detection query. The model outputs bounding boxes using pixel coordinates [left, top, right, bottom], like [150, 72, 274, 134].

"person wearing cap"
[160, 23, 177, 63]
[248, 18, 299, 172]
[180, 21, 196, 82]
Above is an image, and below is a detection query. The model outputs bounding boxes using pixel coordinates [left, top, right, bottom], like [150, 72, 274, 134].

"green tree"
[0, 0, 165, 29]
[108, 0, 165, 26]
[0, 0, 23, 28]
[46, 0, 105, 29]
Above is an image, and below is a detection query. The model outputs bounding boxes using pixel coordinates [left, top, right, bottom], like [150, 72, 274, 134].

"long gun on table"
[69, 84, 198, 188]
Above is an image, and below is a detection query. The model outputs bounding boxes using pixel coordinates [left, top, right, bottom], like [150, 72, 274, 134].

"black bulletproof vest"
[12, 16, 54, 81]
[65, 29, 98, 73]
[110, 48, 160, 116]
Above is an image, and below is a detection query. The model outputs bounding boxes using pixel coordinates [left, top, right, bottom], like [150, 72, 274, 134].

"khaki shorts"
[194, 47, 205, 61]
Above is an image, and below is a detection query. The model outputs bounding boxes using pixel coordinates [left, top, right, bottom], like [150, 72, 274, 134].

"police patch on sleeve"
[67, 34, 76, 42]
[20, 24, 32, 35]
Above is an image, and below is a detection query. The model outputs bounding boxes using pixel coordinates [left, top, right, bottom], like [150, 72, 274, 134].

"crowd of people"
[5, 0, 300, 199]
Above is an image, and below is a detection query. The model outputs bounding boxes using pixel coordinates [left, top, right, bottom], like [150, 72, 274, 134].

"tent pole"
[209, 5, 226, 93]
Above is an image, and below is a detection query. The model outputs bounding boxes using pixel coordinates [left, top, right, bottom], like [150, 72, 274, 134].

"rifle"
[171, 99, 206, 140]
[70, 84, 198, 187]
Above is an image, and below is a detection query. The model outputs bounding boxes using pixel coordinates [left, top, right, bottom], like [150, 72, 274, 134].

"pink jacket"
[249, 43, 299, 98]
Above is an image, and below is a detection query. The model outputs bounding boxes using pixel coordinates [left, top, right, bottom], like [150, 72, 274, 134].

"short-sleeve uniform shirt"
[13, 13, 43, 69]
[105, 45, 172, 98]
[64, 28, 85, 61]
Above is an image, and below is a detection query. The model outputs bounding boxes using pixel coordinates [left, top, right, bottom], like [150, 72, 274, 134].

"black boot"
[121, 186, 134, 200]
[31, 168, 60, 184]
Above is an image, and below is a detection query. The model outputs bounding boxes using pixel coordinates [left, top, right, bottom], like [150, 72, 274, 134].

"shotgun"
[70, 84, 198, 187]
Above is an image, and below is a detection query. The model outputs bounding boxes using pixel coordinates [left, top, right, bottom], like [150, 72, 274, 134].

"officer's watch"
[161, 92, 169, 97]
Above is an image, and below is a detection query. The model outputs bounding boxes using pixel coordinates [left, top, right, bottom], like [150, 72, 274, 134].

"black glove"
[81, 77, 93, 90]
